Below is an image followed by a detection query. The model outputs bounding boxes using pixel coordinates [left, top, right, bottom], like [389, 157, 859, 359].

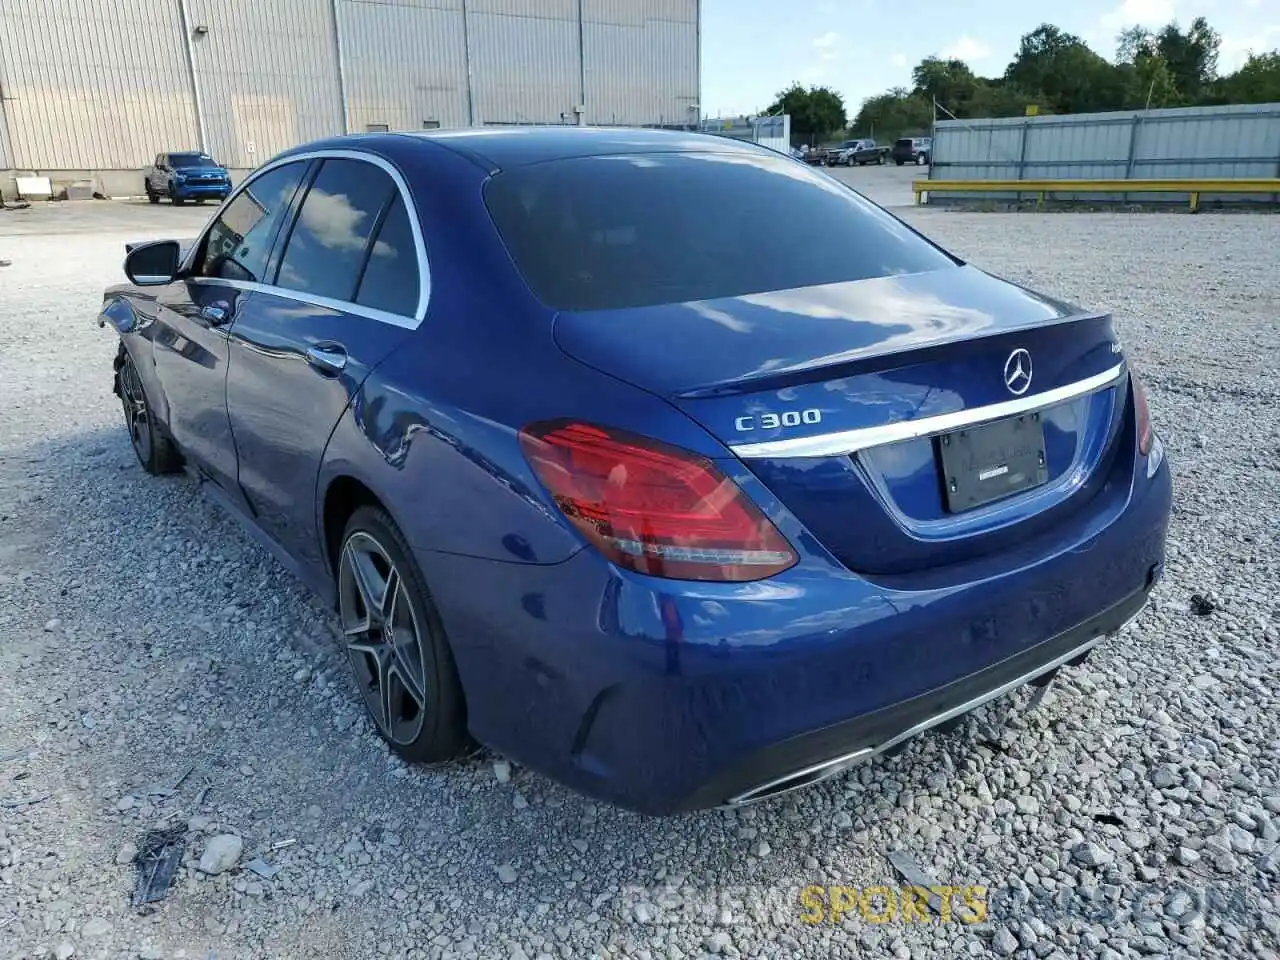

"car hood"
[552, 264, 1090, 398]
[173, 166, 227, 176]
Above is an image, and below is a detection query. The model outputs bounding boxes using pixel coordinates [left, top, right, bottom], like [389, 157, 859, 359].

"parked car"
[893, 136, 933, 166]
[801, 145, 827, 165]
[826, 138, 888, 166]
[145, 151, 232, 205]
[101, 128, 1171, 815]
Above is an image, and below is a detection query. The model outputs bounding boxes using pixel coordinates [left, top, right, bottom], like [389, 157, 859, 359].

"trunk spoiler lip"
[728, 361, 1127, 460]
[675, 308, 1112, 400]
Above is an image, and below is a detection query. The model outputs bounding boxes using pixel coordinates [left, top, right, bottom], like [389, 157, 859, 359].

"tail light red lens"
[1132, 371, 1153, 456]
[518, 420, 798, 582]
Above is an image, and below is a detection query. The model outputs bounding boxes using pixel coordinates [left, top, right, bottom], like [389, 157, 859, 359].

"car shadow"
[2, 420, 1022, 936]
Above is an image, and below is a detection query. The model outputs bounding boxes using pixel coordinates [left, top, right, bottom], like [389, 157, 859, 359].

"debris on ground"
[0, 793, 50, 809]
[245, 857, 281, 879]
[886, 850, 948, 917]
[1189, 593, 1217, 616]
[131, 827, 186, 908]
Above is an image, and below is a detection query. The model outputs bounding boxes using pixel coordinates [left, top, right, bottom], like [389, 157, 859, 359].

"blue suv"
[145, 151, 231, 205]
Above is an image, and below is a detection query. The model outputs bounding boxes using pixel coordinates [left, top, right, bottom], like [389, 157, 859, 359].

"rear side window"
[483, 151, 957, 312]
[194, 160, 308, 283]
[356, 194, 420, 316]
[276, 158, 397, 302]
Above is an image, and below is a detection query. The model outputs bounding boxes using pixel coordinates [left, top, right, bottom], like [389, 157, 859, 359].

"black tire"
[337, 506, 473, 764]
[895, 159, 904, 166]
[877, 155, 884, 165]
[113, 344, 182, 475]
[146, 185, 159, 205]
[171, 195, 185, 206]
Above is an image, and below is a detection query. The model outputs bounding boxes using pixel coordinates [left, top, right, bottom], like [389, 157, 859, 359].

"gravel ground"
[1, 199, 1278, 960]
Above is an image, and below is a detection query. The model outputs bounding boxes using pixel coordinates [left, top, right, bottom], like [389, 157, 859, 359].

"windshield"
[170, 153, 218, 168]
[484, 150, 958, 312]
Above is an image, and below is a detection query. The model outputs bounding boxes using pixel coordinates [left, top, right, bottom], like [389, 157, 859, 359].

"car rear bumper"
[422, 439, 1171, 816]
[679, 580, 1152, 810]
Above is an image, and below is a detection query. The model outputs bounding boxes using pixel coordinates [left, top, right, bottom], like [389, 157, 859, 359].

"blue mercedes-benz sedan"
[100, 127, 1171, 815]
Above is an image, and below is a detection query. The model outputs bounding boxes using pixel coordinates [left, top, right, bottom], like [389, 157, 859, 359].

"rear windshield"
[484, 151, 957, 312]
[895, 139, 913, 148]
[170, 152, 218, 168]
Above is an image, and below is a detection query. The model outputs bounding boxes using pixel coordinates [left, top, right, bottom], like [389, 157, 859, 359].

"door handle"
[306, 344, 348, 375]
[200, 304, 229, 326]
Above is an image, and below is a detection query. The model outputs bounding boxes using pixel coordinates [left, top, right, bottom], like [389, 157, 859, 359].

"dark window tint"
[895, 139, 913, 148]
[276, 158, 396, 302]
[194, 161, 307, 283]
[356, 194, 420, 316]
[484, 151, 958, 311]
[171, 152, 216, 168]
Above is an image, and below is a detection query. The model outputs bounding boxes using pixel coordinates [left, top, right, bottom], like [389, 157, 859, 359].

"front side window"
[275, 158, 398, 302]
[193, 161, 308, 283]
[484, 150, 958, 312]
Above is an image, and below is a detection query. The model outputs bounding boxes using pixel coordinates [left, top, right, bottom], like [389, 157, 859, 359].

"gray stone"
[992, 926, 1018, 955]
[197, 834, 243, 875]
[1072, 843, 1114, 867]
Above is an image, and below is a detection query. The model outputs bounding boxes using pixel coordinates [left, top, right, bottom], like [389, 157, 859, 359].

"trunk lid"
[553, 265, 1130, 575]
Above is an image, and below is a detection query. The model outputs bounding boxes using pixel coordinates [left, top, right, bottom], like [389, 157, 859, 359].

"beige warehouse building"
[0, 0, 700, 196]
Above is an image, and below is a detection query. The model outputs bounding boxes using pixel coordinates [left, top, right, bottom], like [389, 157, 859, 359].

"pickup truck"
[824, 139, 889, 166]
[144, 151, 232, 206]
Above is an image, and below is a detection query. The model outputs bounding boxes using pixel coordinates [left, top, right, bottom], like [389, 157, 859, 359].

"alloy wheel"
[118, 356, 153, 463]
[338, 532, 429, 745]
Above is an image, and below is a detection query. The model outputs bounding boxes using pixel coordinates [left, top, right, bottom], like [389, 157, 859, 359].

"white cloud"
[812, 31, 840, 49]
[1100, 0, 1176, 31]
[1218, 25, 1280, 71]
[941, 35, 991, 62]
[891, 53, 908, 68]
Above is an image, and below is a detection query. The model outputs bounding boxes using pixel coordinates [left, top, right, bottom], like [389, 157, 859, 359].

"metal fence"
[927, 102, 1280, 205]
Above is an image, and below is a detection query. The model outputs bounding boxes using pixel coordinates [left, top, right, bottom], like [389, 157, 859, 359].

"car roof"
[395, 126, 775, 171]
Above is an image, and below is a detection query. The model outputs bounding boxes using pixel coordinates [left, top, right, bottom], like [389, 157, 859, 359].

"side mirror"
[125, 240, 182, 286]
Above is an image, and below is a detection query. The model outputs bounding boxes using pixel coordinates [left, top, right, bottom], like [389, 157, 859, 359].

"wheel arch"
[320, 474, 387, 580]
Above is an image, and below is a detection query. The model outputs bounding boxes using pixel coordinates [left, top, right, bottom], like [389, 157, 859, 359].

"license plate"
[938, 413, 1048, 512]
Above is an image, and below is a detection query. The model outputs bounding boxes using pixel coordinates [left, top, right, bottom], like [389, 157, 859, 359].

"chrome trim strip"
[729, 362, 1126, 459]
[724, 747, 873, 807]
[724, 628, 1120, 808]
[186, 278, 422, 331]
[178, 148, 431, 329]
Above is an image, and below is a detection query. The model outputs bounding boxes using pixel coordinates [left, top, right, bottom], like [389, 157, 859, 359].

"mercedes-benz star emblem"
[1003, 348, 1033, 395]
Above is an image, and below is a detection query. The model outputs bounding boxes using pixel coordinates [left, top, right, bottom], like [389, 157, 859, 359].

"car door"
[148, 154, 163, 193]
[224, 154, 425, 570]
[150, 158, 311, 494]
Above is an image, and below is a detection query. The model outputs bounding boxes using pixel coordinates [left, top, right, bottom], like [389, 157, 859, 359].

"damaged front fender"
[98, 295, 143, 335]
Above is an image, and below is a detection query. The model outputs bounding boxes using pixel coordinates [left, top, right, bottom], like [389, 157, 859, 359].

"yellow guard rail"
[911, 177, 1280, 212]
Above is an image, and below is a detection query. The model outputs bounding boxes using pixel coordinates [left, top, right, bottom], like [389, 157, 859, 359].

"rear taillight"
[518, 420, 798, 582]
[1132, 372, 1153, 456]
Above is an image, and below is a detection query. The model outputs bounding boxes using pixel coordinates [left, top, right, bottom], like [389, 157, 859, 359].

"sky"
[700, 0, 1280, 119]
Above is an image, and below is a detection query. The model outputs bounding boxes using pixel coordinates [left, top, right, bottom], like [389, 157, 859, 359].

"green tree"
[1006, 24, 1126, 113]
[765, 84, 848, 142]
[1156, 16, 1220, 102]
[849, 88, 933, 142]
[1116, 26, 1179, 108]
[911, 57, 980, 115]
[843, 16, 1271, 125]
[1211, 51, 1280, 104]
